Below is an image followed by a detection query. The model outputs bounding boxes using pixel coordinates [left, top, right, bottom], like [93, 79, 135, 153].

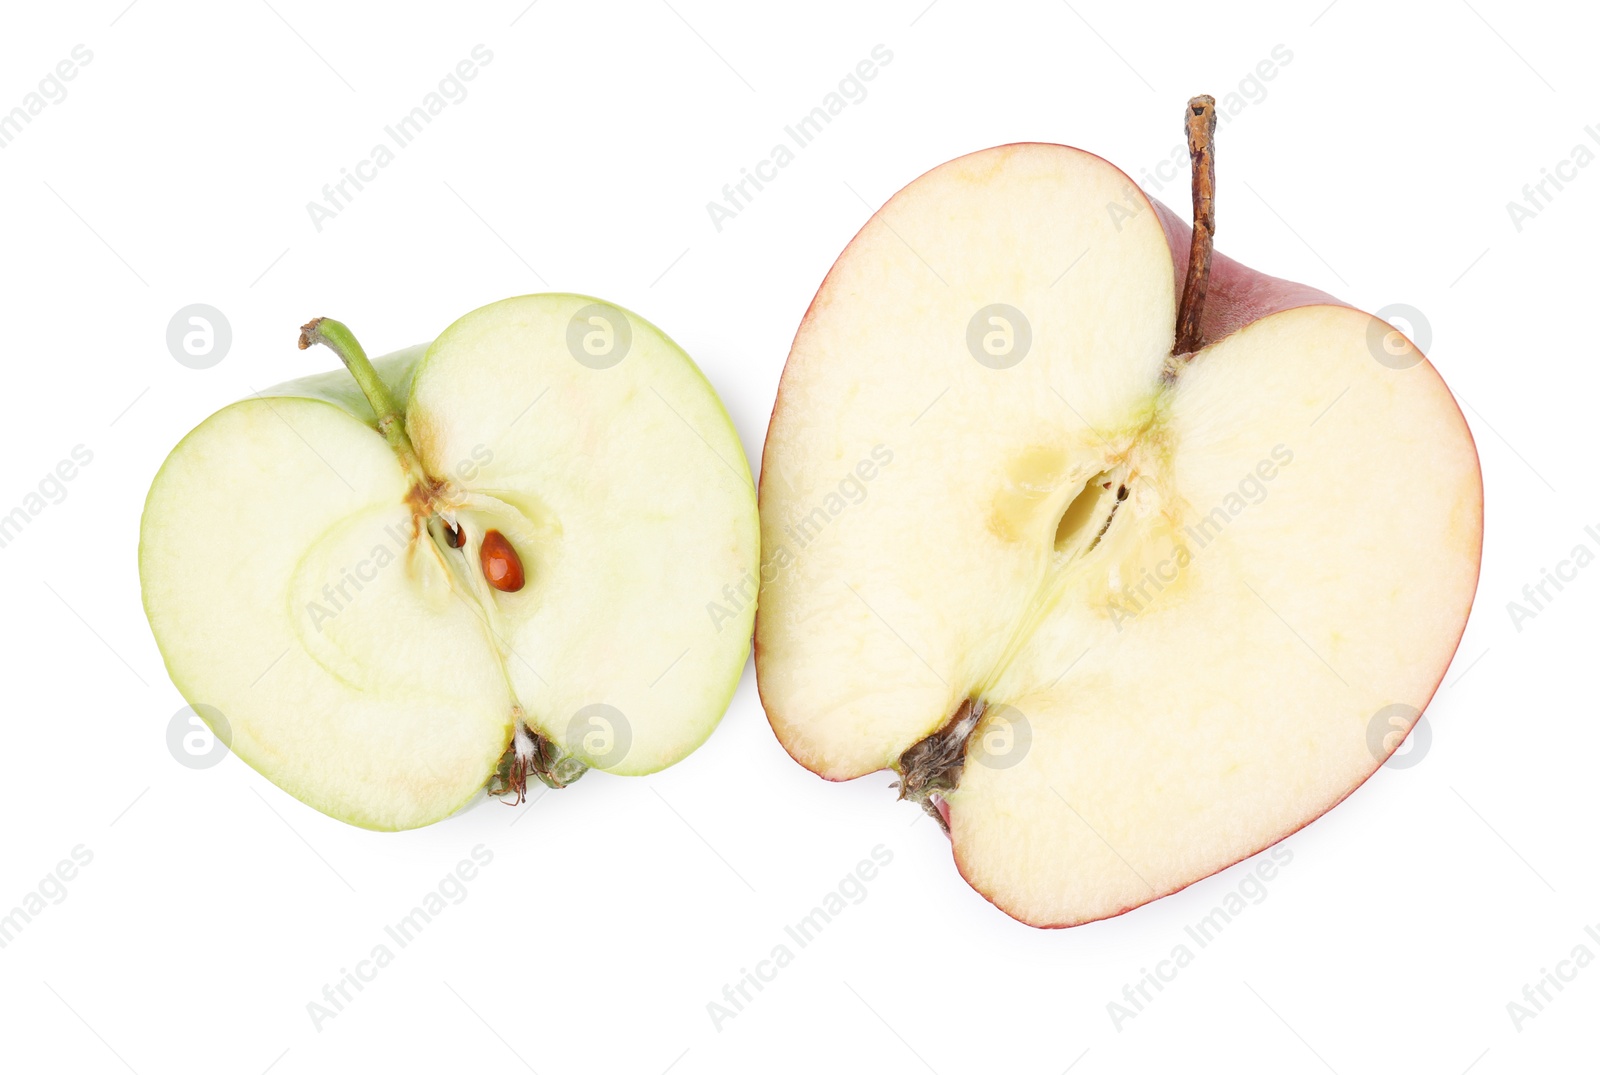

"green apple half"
[141, 295, 758, 830]
[755, 111, 1483, 926]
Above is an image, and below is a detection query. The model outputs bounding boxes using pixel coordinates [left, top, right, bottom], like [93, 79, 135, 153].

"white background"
[0, 1, 1594, 1072]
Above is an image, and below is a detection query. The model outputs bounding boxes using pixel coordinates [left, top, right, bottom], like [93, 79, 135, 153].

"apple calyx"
[488, 714, 588, 802]
[894, 699, 983, 831]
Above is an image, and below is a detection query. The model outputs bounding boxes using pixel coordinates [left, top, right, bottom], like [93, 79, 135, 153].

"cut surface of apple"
[141, 295, 757, 831]
[756, 133, 1482, 926]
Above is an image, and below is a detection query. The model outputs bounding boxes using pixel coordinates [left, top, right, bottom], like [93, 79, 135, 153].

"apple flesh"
[755, 138, 1482, 926]
[141, 295, 758, 831]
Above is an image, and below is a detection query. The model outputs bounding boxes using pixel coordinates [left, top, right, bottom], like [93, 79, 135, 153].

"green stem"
[298, 317, 427, 482]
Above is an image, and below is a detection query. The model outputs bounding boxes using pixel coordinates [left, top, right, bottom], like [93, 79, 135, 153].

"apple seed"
[479, 529, 525, 592]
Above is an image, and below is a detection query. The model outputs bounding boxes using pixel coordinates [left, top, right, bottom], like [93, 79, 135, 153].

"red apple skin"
[758, 143, 1486, 928]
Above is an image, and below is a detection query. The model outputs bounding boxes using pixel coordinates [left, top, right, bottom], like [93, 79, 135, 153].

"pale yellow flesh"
[408, 297, 759, 775]
[141, 296, 757, 830]
[140, 386, 513, 831]
[756, 145, 1482, 926]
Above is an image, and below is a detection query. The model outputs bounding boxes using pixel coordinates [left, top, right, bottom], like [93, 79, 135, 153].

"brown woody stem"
[1173, 95, 1216, 356]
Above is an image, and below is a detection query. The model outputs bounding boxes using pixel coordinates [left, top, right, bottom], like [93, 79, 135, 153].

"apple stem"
[298, 317, 427, 482]
[1173, 95, 1217, 356]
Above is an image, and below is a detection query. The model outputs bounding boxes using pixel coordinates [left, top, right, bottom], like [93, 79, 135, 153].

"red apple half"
[754, 117, 1483, 927]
